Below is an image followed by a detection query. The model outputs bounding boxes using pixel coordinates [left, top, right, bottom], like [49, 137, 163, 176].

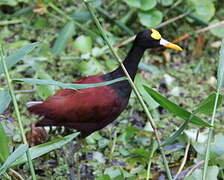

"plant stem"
[174, 141, 190, 180]
[202, 90, 220, 179]
[0, 47, 36, 180]
[0, 19, 23, 26]
[146, 139, 157, 180]
[82, 1, 173, 179]
[202, 42, 224, 179]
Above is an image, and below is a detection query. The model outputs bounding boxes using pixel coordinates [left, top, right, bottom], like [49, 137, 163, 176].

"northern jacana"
[28, 29, 182, 138]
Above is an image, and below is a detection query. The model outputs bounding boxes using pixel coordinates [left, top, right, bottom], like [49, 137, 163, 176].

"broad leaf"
[188, 0, 215, 21]
[185, 166, 219, 180]
[52, 21, 75, 55]
[143, 85, 211, 127]
[35, 71, 55, 100]
[0, 90, 11, 114]
[13, 77, 127, 90]
[161, 0, 173, 6]
[123, 0, 156, 10]
[210, 20, 224, 38]
[73, 35, 93, 53]
[194, 93, 223, 115]
[77, 58, 104, 76]
[11, 133, 79, 167]
[0, 144, 28, 175]
[138, 9, 163, 28]
[0, 43, 39, 75]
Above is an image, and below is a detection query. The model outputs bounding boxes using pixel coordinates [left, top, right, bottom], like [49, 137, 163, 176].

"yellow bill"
[160, 38, 182, 51]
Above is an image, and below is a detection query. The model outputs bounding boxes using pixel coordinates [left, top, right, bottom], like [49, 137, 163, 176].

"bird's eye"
[150, 29, 161, 40]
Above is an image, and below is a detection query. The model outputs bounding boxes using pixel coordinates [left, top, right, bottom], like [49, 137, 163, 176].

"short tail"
[27, 101, 48, 117]
[26, 101, 43, 108]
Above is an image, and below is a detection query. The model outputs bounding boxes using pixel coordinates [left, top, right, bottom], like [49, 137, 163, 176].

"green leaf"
[218, 40, 224, 88]
[185, 166, 219, 180]
[123, 0, 156, 10]
[123, 0, 141, 8]
[194, 93, 223, 115]
[135, 74, 159, 110]
[143, 85, 211, 127]
[0, 144, 28, 175]
[139, 0, 157, 11]
[210, 20, 224, 38]
[0, 0, 17, 6]
[0, 90, 11, 114]
[77, 59, 104, 76]
[0, 122, 9, 163]
[13, 77, 127, 90]
[35, 71, 55, 100]
[138, 9, 163, 28]
[11, 133, 79, 167]
[104, 167, 123, 179]
[211, 134, 224, 156]
[0, 43, 39, 75]
[161, 0, 173, 6]
[162, 121, 188, 146]
[73, 35, 93, 53]
[52, 21, 75, 55]
[188, 0, 215, 21]
[95, 175, 112, 180]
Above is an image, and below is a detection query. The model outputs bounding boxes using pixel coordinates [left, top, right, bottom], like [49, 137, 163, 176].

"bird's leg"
[66, 136, 82, 180]
[66, 140, 77, 180]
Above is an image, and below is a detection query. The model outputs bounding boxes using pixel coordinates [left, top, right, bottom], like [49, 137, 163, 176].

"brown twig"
[173, 141, 191, 180]
[116, 20, 224, 48]
[155, 11, 190, 29]
[115, 12, 190, 48]
[195, 20, 224, 34]
[172, 20, 224, 43]
[9, 168, 24, 180]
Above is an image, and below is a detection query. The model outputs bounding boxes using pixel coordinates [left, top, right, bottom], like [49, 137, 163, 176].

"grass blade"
[218, 40, 224, 88]
[0, 43, 39, 75]
[11, 133, 79, 167]
[0, 122, 9, 163]
[202, 40, 224, 179]
[0, 144, 28, 175]
[13, 77, 127, 90]
[52, 21, 75, 55]
[0, 90, 11, 114]
[162, 121, 189, 146]
[143, 85, 211, 127]
[194, 92, 223, 115]
[0, 47, 37, 179]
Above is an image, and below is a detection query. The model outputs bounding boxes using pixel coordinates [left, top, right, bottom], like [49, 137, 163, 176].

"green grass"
[0, 0, 224, 179]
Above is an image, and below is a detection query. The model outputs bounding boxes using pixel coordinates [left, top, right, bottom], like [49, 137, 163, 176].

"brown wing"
[29, 75, 124, 136]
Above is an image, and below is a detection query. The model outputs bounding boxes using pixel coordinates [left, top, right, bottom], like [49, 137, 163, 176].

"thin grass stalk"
[174, 141, 190, 180]
[202, 42, 224, 179]
[0, 47, 36, 180]
[82, 1, 173, 179]
[146, 139, 157, 180]
[202, 90, 221, 179]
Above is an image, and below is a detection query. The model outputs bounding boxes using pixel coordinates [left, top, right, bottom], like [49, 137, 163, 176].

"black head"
[134, 29, 182, 51]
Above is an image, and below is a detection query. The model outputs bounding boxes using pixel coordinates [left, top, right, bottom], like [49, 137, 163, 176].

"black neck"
[111, 43, 145, 79]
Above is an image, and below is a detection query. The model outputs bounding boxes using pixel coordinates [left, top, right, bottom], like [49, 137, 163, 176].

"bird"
[28, 29, 182, 138]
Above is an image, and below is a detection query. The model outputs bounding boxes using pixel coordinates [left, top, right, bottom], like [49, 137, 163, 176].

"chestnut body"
[29, 75, 130, 137]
